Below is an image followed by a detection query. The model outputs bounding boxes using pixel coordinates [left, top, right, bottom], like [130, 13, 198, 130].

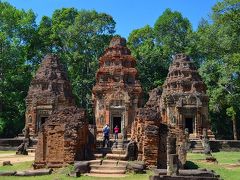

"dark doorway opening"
[41, 117, 47, 125]
[113, 116, 121, 133]
[37, 116, 48, 132]
[185, 118, 193, 133]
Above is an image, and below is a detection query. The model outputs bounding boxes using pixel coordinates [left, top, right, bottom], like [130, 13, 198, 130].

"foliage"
[154, 8, 193, 58]
[0, 0, 240, 138]
[128, 9, 194, 102]
[35, 9, 116, 122]
[128, 25, 168, 97]
[0, 2, 36, 137]
[197, 0, 240, 139]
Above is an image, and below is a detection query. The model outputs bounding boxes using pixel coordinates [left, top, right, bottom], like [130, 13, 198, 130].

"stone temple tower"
[161, 54, 211, 139]
[92, 37, 142, 137]
[25, 54, 75, 136]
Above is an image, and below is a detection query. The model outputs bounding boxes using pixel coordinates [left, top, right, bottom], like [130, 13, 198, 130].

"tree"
[154, 8, 193, 59]
[128, 25, 168, 96]
[0, 2, 36, 137]
[197, 0, 240, 139]
[62, 10, 116, 120]
[35, 9, 116, 121]
[128, 9, 194, 101]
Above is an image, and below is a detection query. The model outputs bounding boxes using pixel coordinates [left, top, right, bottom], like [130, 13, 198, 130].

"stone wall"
[0, 138, 37, 150]
[131, 86, 189, 168]
[131, 88, 162, 167]
[34, 107, 89, 169]
[190, 140, 240, 152]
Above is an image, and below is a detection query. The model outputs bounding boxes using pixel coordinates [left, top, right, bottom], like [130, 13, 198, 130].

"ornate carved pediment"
[176, 95, 202, 107]
[106, 89, 130, 103]
[165, 95, 175, 105]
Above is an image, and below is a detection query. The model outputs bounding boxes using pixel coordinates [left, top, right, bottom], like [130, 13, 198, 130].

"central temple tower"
[92, 37, 142, 137]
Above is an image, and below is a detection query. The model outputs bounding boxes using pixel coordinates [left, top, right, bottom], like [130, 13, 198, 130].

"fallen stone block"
[127, 161, 146, 173]
[15, 169, 52, 176]
[2, 161, 12, 166]
[74, 161, 90, 173]
[67, 171, 81, 177]
[0, 171, 16, 176]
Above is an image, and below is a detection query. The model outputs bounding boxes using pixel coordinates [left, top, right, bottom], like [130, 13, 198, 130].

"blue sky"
[6, 0, 218, 38]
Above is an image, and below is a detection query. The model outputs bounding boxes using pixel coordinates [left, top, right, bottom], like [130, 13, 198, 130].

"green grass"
[0, 161, 33, 171]
[0, 150, 16, 154]
[0, 161, 151, 180]
[1, 151, 240, 180]
[187, 152, 240, 180]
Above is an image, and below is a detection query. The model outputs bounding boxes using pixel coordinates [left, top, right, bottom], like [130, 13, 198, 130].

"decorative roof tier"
[93, 37, 142, 95]
[163, 53, 207, 95]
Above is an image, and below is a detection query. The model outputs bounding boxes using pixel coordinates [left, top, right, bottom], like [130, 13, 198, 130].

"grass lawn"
[0, 159, 151, 180]
[0, 151, 16, 154]
[187, 152, 240, 180]
[0, 151, 240, 179]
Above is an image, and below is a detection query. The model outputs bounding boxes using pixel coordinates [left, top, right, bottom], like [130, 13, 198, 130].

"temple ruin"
[92, 37, 143, 138]
[33, 107, 89, 169]
[25, 55, 75, 136]
[131, 87, 189, 168]
[160, 54, 213, 139]
[27, 37, 217, 179]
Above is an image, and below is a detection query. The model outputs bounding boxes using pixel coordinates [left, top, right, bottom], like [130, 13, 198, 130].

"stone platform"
[150, 169, 221, 180]
[190, 140, 240, 153]
[0, 137, 38, 151]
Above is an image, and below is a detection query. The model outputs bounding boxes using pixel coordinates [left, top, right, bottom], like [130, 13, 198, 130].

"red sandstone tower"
[25, 55, 75, 136]
[161, 54, 212, 139]
[92, 37, 142, 137]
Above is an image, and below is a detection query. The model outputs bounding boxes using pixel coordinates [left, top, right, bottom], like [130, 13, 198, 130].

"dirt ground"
[0, 152, 35, 165]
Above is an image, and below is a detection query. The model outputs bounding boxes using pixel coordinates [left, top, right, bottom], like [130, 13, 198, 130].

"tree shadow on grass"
[184, 161, 199, 169]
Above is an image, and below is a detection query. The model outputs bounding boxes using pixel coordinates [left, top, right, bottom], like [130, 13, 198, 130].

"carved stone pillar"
[167, 134, 179, 176]
[105, 110, 110, 125]
[196, 109, 202, 137]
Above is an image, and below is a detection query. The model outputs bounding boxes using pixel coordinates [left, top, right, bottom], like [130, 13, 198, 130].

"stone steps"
[111, 148, 125, 154]
[27, 148, 36, 153]
[88, 160, 128, 175]
[84, 173, 127, 177]
[93, 139, 127, 160]
[90, 169, 126, 174]
[105, 153, 127, 160]
[27, 145, 37, 153]
[90, 164, 126, 171]
[89, 160, 128, 166]
[191, 141, 204, 153]
[93, 153, 103, 159]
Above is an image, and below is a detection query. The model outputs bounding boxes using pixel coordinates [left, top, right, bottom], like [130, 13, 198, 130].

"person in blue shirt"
[102, 124, 110, 147]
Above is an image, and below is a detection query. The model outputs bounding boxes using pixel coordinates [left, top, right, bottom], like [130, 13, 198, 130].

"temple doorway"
[37, 116, 48, 132]
[185, 118, 193, 133]
[112, 116, 121, 133]
[41, 117, 47, 125]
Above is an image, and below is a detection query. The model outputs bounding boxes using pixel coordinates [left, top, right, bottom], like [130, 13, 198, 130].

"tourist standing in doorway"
[114, 125, 119, 141]
[102, 124, 110, 147]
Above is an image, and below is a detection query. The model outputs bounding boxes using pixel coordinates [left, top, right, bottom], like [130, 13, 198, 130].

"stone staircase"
[27, 144, 37, 153]
[89, 139, 129, 176]
[93, 139, 128, 160]
[190, 140, 204, 153]
[26, 138, 38, 153]
[89, 160, 127, 175]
